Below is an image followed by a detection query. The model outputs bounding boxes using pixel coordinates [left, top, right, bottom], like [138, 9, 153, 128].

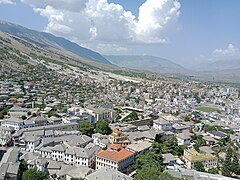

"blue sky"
[0, 0, 240, 67]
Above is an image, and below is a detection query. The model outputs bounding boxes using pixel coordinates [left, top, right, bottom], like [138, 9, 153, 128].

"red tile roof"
[96, 144, 133, 162]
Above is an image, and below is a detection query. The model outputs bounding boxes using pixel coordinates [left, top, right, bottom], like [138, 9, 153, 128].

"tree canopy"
[222, 146, 233, 177]
[79, 120, 94, 136]
[22, 168, 48, 180]
[194, 162, 205, 172]
[95, 120, 112, 135]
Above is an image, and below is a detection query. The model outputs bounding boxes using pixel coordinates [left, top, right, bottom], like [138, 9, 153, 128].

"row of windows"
[97, 157, 117, 165]
[96, 162, 117, 170]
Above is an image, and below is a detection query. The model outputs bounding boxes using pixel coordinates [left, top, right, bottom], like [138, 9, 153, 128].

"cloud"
[96, 43, 128, 54]
[34, 6, 72, 34]
[136, 0, 181, 43]
[21, 0, 88, 11]
[20, 0, 180, 44]
[195, 44, 240, 64]
[212, 44, 239, 57]
[0, 0, 15, 4]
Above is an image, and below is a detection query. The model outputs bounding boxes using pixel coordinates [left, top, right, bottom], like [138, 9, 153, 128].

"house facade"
[96, 144, 134, 172]
[183, 149, 218, 170]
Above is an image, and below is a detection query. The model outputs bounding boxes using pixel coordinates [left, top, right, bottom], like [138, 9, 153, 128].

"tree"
[135, 167, 179, 180]
[22, 168, 48, 180]
[184, 115, 190, 122]
[194, 162, 205, 172]
[204, 124, 216, 132]
[20, 160, 28, 172]
[22, 115, 27, 120]
[153, 137, 184, 156]
[134, 166, 162, 180]
[231, 152, 240, 175]
[79, 120, 93, 136]
[0, 113, 4, 119]
[222, 146, 233, 177]
[159, 172, 180, 180]
[193, 134, 206, 152]
[123, 111, 139, 122]
[208, 168, 218, 174]
[135, 152, 164, 171]
[95, 120, 112, 135]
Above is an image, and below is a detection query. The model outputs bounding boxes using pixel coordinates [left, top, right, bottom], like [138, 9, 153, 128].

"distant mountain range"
[0, 20, 111, 65]
[2, 20, 239, 83]
[192, 58, 240, 72]
[105, 55, 186, 74]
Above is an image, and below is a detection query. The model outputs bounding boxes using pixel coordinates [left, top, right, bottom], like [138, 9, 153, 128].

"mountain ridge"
[105, 55, 186, 74]
[0, 20, 111, 65]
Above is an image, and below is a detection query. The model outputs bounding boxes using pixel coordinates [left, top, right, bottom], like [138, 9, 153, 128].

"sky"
[0, 0, 240, 68]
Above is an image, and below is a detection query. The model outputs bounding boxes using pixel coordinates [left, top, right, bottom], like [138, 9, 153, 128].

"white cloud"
[34, 6, 72, 34]
[21, 0, 180, 42]
[18, 0, 181, 54]
[213, 44, 239, 57]
[21, 0, 88, 11]
[0, 0, 14, 4]
[97, 43, 128, 54]
[136, 0, 181, 43]
[195, 44, 240, 64]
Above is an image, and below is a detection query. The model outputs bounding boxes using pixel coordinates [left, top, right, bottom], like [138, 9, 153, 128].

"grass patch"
[196, 106, 220, 113]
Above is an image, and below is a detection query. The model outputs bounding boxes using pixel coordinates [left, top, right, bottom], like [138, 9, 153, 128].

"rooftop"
[96, 144, 133, 162]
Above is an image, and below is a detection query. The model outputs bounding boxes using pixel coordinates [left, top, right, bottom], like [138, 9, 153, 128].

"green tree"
[231, 152, 240, 175]
[20, 160, 28, 172]
[194, 162, 205, 172]
[184, 115, 190, 122]
[0, 113, 4, 119]
[134, 166, 162, 180]
[208, 168, 218, 174]
[22, 168, 48, 180]
[95, 120, 112, 135]
[222, 146, 233, 177]
[204, 124, 216, 132]
[79, 120, 93, 136]
[135, 168, 179, 180]
[135, 152, 164, 171]
[192, 134, 206, 152]
[159, 172, 180, 180]
[123, 111, 139, 122]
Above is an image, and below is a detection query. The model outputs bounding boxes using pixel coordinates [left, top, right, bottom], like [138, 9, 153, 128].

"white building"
[39, 143, 99, 169]
[1, 118, 24, 131]
[96, 144, 134, 171]
[176, 133, 191, 146]
[84, 104, 116, 122]
[8, 106, 29, 117]
[92, 133, 109, 148]
[19, 134, 41, 152]
[153, 117, 173, 131]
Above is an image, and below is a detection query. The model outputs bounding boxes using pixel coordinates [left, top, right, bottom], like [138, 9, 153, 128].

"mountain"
[192, 59, 240, 72]
[0, 20, 111, 65]
[187, 68, 240, 85]
[105, 55, 186, 74]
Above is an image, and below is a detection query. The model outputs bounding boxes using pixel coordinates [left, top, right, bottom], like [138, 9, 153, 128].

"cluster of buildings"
[1, 62, 240, 179]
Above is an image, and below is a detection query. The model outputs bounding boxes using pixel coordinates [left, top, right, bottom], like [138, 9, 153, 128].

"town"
[0, 62, 240, 180]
